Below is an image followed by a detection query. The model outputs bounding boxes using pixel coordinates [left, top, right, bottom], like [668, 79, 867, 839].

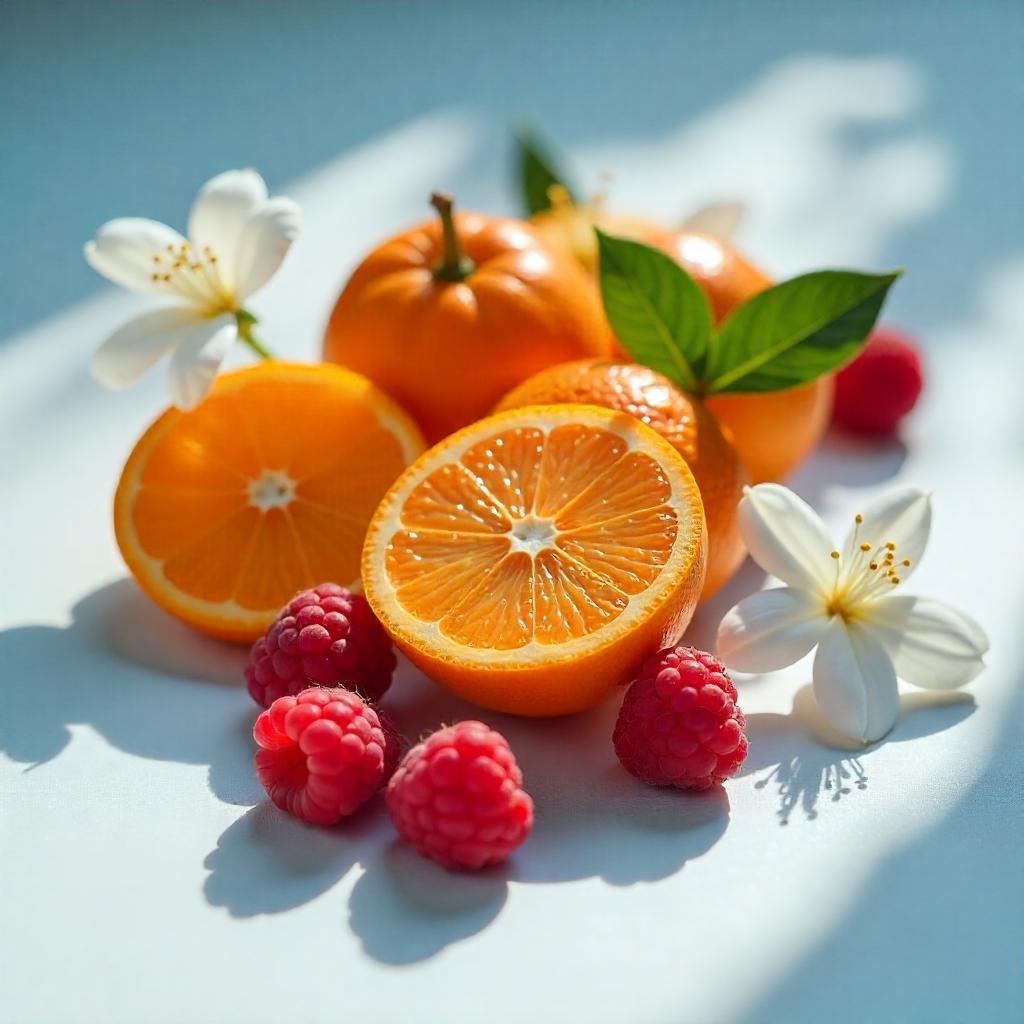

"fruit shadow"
[343, 658, 730, 964]
[789, 430, 909, 508]
[742, 683, 976, 825]
[0, 578, 262, 807]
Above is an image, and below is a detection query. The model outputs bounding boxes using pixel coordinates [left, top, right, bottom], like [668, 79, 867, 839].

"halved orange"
[362, 404, 707, 716]
[114, 362, 424, 642]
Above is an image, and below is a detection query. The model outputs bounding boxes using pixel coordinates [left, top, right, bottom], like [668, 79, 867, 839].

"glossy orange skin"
[323, 213, 611, 444]
[660, 229, 834, 482]
[659, 229, 773, 322]
[705, 378, 835, 484]
[497, 360, 747, 600]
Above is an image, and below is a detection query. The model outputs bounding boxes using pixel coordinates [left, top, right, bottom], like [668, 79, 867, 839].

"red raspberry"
[253, 687, 401, 826]
[386, 721, 533, 871]
[245, 583, 396, 708]
[613, 646, 747, 791]
[832, 327, 924, 436]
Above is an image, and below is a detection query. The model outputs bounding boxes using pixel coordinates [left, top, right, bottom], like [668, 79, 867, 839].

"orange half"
[114, 362, 424, 642]
[362, 404, 707, 715]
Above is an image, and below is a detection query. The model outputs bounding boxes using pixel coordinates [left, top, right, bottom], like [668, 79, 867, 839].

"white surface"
[2, 63, 1023, 1024]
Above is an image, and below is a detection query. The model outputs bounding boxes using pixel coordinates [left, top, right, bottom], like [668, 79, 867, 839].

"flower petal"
[716, 587, 827, 672]
[90, 306, 204, 389]
[845, 487, 931, 582]
[84, 218, 187, 296]
[166, 316, 237, 410]
[859, 595, 988, 690]
[233, 196, 301, 301]
[187, 169, 268, 293]
[681, 200, 746, 241]
[813, 618, 900, 743]
[737, 484, 835, 592]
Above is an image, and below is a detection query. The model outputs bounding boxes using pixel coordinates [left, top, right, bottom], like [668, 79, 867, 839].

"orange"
[497, 360, 746, 600]
[658, 229, 773, 323]
[659, 229, 834, 483]
[323, 193, 611, 445]
[362, 404, 707, 716]
[705, 378, 835, 485]
[114, 362, 424, 642]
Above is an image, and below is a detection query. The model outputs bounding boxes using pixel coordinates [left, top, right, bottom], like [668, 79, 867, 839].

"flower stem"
[235, 311, 275, 360]
[430, 191, 475, 282]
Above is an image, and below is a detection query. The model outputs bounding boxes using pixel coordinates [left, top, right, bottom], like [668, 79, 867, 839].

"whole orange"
[659, 229, 772, 322]
[704, 378, 835, 484]
[497, 359, 746, 600]
[658, 229, 834, 482]
[323, 193, 611, 444]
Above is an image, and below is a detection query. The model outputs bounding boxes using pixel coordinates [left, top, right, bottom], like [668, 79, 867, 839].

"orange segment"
[533, 549, 629, 646]
[362, 404, 707, 716]
[534, 422, 627, 516]
[114, 363, 424, 642]
[401, 464, 511, 534]
[557, 507, 679, 595]
[440, 552, 535, 650]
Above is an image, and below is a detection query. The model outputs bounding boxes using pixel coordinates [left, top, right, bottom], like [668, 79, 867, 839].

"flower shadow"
[0, 578, 262, 806]
[743, 683, 976, 824]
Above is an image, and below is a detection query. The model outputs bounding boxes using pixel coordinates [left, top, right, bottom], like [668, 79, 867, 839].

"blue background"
[1, 0, 1021, 339]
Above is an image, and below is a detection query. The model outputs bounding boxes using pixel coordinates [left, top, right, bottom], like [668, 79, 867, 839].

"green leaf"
[706, 270, 901, 394]
[596, 230, 714, 392]
[515, 126, 576, 216]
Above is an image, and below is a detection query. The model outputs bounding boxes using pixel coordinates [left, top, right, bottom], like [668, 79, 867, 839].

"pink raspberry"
[253, 687, 402, 826]
[386, 721, 533, 871]
[613, 646, 747, 791]
[832, 326, 924, 436]
[245, 583, 396, 708]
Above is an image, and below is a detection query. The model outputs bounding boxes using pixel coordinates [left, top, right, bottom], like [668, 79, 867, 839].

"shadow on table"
[739, 668, 1022, 1023]
[788, 430, 909, 508]
[0, 578, 262, 806]
[203, 799, 383, 917]
[342, 666, 731, 963]
[743, 684, 976, 825]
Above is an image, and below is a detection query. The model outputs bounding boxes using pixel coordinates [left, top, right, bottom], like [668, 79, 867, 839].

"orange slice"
[114, 362, 424, 642]
[362, 404, 707, 715]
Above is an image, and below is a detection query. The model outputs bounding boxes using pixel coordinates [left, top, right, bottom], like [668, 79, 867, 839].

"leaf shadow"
[743, 683, 976, 825]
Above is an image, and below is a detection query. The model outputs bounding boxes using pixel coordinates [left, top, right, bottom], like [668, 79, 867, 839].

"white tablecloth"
[2, 69, 1022, 1023]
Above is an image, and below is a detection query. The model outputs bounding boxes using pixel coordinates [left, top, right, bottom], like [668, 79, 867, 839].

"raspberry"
[832, 327, 924, 436]
[245, 583, 396, 708]
[253, 687, 401, 826]
[386, 721, 533, 870]
[613, 646, 747, 791]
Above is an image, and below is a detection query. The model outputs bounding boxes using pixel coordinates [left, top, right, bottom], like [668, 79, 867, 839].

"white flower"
[717, 484, 989, 743]
[85, 169, 300, 409]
